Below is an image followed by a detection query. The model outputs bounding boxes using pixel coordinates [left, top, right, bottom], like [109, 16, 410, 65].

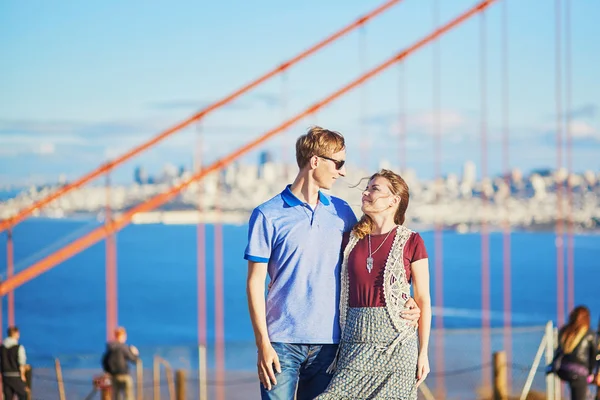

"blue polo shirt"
[244, 185, 357, 343]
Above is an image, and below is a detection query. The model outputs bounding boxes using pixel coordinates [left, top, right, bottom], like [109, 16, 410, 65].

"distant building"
[163, 163, 178, 180]
[460, 161, 477, 198]
[58, 174, 68, 186]
[258, 151, 274, 180]
[259, 151, 274, 166]
[462, 161, 476, 186]
[134, 166, 148, 185]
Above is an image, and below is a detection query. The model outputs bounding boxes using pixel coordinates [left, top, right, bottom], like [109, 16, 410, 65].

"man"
[102, 327, 139, 400]
[245, 126, 421, 399]
[0, 326, 28, 400]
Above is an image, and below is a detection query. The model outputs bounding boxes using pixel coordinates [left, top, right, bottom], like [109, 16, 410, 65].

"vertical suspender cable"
[359, 26, 369, 171]
[280, 72, 289, 167]
[398, 63, 407, 172]
[106, 171, 118, 340]
[214, 170, 225, 400]
[555, 0, 565, 327]
[564, 0, 574, 315]
[196, 123, 208, 400]
[479, 8, 492, 391]
[7, 229, 14, 327]
[196, 123, 207, 346]
[432, 1, 445, 398]
[501, 0, 513, 392]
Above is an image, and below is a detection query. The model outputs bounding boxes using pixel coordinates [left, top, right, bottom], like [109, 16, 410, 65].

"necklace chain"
[366, 228, 395, 274]
[368, 229, 395, 256]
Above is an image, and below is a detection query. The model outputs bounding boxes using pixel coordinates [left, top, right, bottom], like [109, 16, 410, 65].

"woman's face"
[361, 176, 398, 217]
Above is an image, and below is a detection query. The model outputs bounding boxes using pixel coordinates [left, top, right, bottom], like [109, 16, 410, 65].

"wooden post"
[493, 351, 508, 400]
[199, 345, 207, 400]
[101, 387, 111, 400]
[136, 358, 144, 400]
[153, 356, 160, 400]
[175, 370, 186, 400]
[54, 358, 66, 400]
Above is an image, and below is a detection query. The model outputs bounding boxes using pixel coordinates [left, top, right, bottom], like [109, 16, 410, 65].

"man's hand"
[257, 343, 281, 391]
[401, 297, 421, 328]
[130, 345, 140, 357]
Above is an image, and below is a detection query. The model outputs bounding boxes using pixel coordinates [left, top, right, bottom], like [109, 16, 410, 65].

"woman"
[317, 169, 431, 399]
[551, 306, 598, 400]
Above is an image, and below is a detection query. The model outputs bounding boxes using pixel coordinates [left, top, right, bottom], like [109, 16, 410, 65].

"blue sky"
[1, 0, 599, 186]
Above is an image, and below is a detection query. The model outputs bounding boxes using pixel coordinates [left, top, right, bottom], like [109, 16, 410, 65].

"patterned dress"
[316, 225, 426, 399]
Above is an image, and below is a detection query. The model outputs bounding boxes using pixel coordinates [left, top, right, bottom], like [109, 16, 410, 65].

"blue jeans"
[260, 342, 338, 400]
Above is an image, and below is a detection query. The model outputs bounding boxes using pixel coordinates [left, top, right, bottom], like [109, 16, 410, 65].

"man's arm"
[125, 345, 139, 362]
[247, 261, 280, 390]
[402, 297, 421, 327]
[18, 345, 27, 381]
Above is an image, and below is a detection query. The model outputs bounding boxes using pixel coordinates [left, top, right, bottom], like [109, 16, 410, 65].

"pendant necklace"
[366, 227, 395, 274]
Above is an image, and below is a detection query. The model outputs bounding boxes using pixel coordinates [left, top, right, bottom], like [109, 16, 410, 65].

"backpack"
[101, 348, 122, 375]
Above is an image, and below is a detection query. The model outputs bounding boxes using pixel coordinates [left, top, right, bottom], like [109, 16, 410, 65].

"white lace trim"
[339, 226, 416, 344]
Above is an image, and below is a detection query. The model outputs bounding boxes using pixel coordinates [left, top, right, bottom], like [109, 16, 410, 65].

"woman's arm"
[411, 258, 431, 387]
[589, 333, 599, 375]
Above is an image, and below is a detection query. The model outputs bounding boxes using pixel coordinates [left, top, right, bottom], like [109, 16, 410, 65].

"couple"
[245, 126, 431, 399]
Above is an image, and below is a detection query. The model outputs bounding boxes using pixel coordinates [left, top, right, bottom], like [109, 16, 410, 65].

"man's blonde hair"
[295, 126, 345, 168]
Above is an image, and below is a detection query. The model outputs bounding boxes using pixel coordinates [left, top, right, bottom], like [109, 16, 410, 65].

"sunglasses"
[317, 155, 345, 170]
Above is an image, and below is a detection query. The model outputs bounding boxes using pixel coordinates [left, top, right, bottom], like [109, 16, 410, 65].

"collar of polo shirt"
[281, 184, 331, 207]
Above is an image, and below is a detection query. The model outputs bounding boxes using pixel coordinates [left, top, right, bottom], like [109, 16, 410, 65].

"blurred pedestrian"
[102, 327, 139, 400]
[0, 326, 28, 400]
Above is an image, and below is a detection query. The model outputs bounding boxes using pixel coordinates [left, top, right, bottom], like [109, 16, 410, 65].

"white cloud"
[412, 110, 466, 133]
[568, 120, 598, 139]
[36, 143, 55, 155]
[388, 109, 469, 138]
[536, 119, 600, 142]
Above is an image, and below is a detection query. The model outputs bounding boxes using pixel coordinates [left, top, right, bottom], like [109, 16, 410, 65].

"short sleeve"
[409, 233, 428, 262]
[341, 231, 351, 254]
[18, 345, 26, 366]
[244, 208, 273, 263]
[345, 208, 358, 232]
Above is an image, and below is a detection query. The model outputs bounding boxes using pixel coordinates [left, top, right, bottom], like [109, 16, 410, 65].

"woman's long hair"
[560, 306, 591, 354]
[353, 169, 409, 239]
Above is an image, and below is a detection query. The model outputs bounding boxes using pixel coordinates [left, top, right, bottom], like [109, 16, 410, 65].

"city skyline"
[1, 153, 599, 191]
[2, 158, 599, 233]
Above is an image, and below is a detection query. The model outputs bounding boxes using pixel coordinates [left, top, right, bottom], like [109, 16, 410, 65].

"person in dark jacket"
[553, 306, 599, 400]
[0, 326, 28, 400]
[102, 327, 139, 400]
[595, 317, 600, 400]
